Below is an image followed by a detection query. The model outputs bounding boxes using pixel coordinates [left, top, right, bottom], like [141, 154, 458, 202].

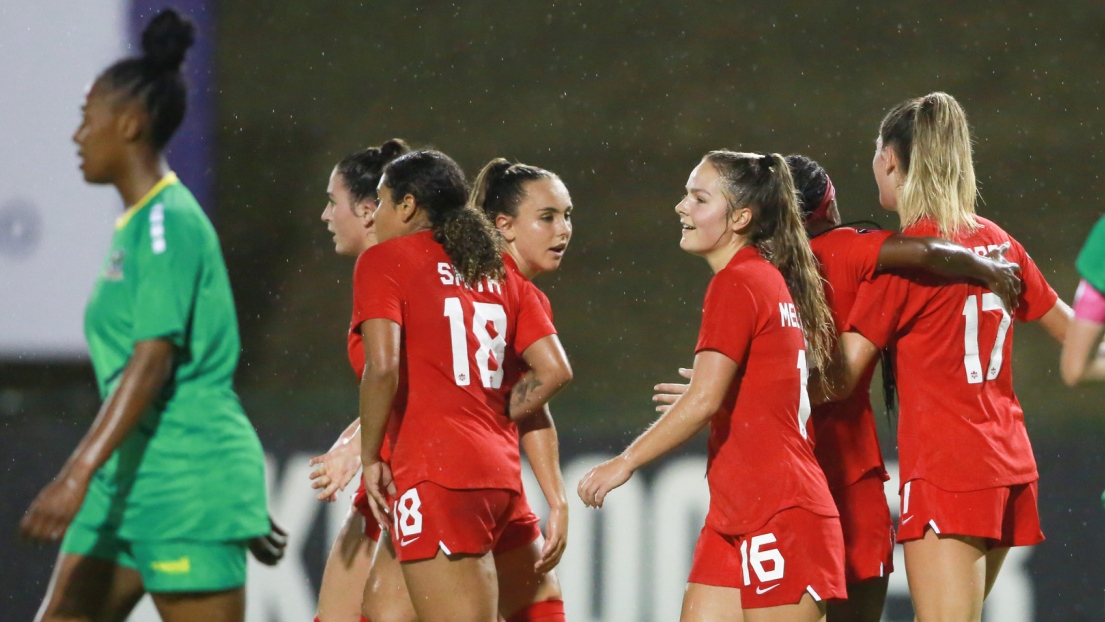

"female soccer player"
[358, 150, 573, 622]
[309, 139, 413, 622]
[21, 10, 277, 622]
[1060, 215, 1105, 385]
[818, 92, 1070, 620]
[580, 151, 846, 621]
[470, 158, 576, 620]
[652, 154, 1024, 622]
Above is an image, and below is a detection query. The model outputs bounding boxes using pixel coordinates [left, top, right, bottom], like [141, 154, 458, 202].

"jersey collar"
[115, 172, 179, 230]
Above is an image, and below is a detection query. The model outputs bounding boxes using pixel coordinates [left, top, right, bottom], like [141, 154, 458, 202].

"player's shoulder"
[812, 226, 891, 251]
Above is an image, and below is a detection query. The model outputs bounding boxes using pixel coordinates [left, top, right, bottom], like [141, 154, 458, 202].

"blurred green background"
[12, 1, 1105, 446]
[217, 1, 1105, 444]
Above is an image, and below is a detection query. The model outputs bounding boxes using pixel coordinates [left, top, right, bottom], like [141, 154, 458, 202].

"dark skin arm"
[809, 332, 880, 406]
[509, 334, 573, 422]
[20, 338, 175, 541]
[877, 236, 1022, 311]
[359, 318, 402, 526]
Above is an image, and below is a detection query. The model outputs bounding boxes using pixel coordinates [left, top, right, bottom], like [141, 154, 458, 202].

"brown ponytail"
[880, 92, 978, 239]
[705, 151, 836, 373]
[470, 157, 557, 220]
[383, 150, 504, 284]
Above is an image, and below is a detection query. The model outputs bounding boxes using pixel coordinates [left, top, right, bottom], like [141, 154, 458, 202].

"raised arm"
[21, 338, 174, 541]
[510, 334, 573, 422]
[518, 406, 569, 572]
[577, 350, 735, 508]
[358, 318, 401, 522]
[877, 235, 1022, 311]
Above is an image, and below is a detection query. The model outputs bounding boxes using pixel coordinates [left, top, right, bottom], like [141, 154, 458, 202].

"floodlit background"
[3, 1, 1105, 620]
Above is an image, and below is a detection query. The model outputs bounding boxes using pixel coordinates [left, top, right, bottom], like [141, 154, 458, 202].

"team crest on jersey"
[103, 249, 125, 281]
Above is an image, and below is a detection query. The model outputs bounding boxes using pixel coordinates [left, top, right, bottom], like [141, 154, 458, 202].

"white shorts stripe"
[805, 585, 822, 602]
[928, 519, 941, 534]
[902, 481, 912, 515]
[438, 541, 452, 556]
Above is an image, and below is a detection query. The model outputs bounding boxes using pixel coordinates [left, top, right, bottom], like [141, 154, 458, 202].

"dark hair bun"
[141, 9, 195, 73]
[380, 138, 411, 161]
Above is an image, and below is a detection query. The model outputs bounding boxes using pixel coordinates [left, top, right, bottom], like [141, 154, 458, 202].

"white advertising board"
[0, 2, 128, 359]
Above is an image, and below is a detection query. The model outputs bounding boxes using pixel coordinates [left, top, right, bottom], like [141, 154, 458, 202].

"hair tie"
[807, 173, 836, 223]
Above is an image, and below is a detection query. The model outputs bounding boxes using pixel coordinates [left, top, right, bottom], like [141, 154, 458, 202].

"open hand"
[309, 440, 361, 502]
[983, 243, 1023, 312]
[652, 367, 693, 413]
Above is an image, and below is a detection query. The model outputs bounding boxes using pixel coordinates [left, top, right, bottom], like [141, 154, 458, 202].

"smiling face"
[676, 159, 746, 260]
[496, 177, 573, 278]
[322, 167, 376, 256]
[73, 81, 131, 185]
[872, 136, 901, 212]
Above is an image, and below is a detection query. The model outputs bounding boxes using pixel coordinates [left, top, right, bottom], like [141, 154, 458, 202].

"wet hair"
[383, 150, 504, 284]
[336, 139, 410, 205]
[704, 151, 836, 373]
[785, 154, 832, 221]
[879, 92, 978, 238]
[470, 158, 557, 220]
[96, 9, 194, 150]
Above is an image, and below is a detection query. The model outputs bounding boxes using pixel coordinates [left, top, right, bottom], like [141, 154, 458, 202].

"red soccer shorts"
[389, 481, 526, 562]
[688, 507, 846, 609]
[896, 478, 1044, 547]
[831, 470, 895, 584]
[494, 492, 542, 554]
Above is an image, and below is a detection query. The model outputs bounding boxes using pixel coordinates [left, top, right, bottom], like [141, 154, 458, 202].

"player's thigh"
[364, 535, 417, 622]
[904, 529, 987, 622]
[151, 588, 244, 622]
[36, 551, 145, 622]
[680, 582, 744, 622]
[401, 550, 499, 622]
[983, 546, 1009, 598]
[494, 536, 562, 618]
[825, 576, 888, 622]
[317, 506, 376, 622]
[744, 592, 825, 622]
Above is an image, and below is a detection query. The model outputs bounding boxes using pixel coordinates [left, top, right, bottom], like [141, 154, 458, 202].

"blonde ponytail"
[880, 92, 978, 239]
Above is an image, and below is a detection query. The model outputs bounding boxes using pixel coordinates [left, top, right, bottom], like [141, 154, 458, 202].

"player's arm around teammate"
[21, 11, 277, 622]
[817, 93, 1069, 622]
[309, 140, 416, 622]
[358, 151, 571, 622]
[471, 158, 576, 621]
[581, 152, 844, 622]
[1060, 216, 1105, 385]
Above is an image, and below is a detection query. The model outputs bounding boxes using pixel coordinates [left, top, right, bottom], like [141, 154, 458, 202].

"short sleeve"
[130, 204, 203, 347]
[352, 245, 404, 327]
[848, 229, 895, 283]
[695, 274, 758, 365]
[1011, 238, 1059, 323]
[844, 274, 908, 349]
[1077, 216, 1105, 293]
[514, 281, 556, 354]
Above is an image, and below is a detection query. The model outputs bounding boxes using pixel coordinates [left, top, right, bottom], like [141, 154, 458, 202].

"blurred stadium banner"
[0, 0, 213, 361]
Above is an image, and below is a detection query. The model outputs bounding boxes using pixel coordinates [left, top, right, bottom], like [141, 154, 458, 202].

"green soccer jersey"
[1077, 215, 1105, 294]
[76, 173, 268, 542]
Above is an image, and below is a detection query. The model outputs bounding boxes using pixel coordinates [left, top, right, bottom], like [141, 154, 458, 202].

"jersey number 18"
[444, 297, 507, 389]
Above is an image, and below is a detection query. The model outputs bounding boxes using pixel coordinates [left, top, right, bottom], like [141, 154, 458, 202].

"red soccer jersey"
[501, 254, 555, 393]
[809, 227, 894, 489]
[355, 231, 556, 493]
[695, 246, 838, 535]
[845, 217, 1058, 492]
